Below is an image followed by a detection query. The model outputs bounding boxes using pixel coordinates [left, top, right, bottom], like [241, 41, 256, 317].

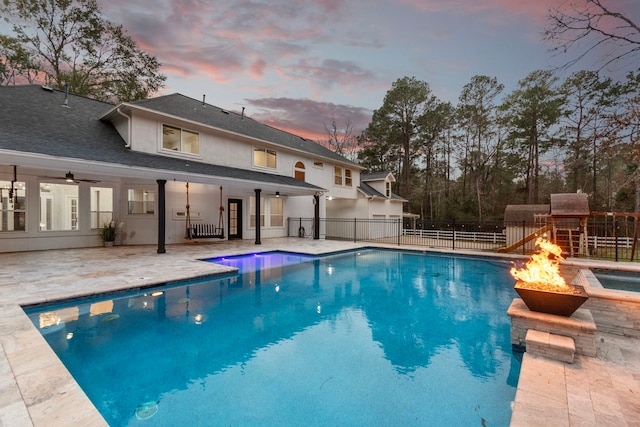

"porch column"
[314, 194, 320, 240]
[254, 188, 261, 245]
[157, 179, 166, 254]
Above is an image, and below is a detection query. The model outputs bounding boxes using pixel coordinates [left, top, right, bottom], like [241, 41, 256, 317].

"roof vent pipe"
[241, 107, 245, 119]
[202, 94, 205, 105]
[62, 83, 69, 108]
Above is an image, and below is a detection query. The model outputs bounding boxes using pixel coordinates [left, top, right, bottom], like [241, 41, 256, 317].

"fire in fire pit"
[510, 237, 588, 317]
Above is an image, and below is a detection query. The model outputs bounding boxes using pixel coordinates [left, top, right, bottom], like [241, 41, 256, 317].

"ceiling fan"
[39, 171, 100, 183]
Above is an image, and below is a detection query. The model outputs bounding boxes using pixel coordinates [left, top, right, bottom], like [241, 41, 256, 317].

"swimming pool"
[592, 268, 640, 292]
[25, 248, 520, 426]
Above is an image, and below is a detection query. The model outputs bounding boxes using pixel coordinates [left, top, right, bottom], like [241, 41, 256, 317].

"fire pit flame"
[510, 237, 568, 292]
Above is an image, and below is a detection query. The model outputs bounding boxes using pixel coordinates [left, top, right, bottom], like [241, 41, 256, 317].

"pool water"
[203, 250, 317, 273]
[25, 248, 521, 426]
[592, 268, 640, 292]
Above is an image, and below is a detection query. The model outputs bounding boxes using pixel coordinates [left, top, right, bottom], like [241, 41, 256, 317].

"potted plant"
[99, 221, 117, 247]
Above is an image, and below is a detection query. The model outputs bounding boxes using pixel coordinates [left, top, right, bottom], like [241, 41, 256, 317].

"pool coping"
[1, 239, 639, 426]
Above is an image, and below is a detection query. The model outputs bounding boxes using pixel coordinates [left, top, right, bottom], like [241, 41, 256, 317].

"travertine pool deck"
[0, 239, 638, 426]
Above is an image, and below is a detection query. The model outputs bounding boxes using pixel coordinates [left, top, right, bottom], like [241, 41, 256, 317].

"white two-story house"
[0, 85, 404, 253]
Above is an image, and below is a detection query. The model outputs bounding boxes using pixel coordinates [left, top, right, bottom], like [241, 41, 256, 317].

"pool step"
[525, 329, 576, 363]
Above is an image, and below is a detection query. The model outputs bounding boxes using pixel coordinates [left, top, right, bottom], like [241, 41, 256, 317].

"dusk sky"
[95, 0, 639, 141]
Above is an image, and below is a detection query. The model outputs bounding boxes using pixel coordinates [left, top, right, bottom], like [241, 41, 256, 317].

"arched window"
[294, 161, 305, 181]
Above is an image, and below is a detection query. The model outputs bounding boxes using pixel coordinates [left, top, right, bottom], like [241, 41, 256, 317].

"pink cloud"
[246, 97, 371, 141]
[279, 58, 377, 89]
[249, 59, 267, 80]
[398, 0, 550, 19]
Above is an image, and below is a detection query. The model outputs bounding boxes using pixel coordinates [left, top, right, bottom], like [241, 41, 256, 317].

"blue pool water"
[203, 250, 318, 273]
[592, 268, 640, 292]
[25, 248, 521, 426]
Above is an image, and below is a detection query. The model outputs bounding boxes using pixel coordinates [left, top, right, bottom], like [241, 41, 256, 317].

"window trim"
[126, 187, 156, 216]
[270, 197, 284, 228]
[90, 186, 114, 229]
[334, 167, 343, 186]
[160, 123, 201, 157]
[249, 196, 265, 228]
[0, 180, 26, 232]
[294, 161, 305, 182]
[38, 182, 79, 231]
[253, 147, 277, 170]
[333, 167, 353, 187]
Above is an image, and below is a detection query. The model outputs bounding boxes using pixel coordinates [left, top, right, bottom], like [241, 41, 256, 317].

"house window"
[294, 161, 305, 181]
[162, 124, 199, 154]
[270, 197, 283, 227]
[334, 167, 343, 185]
[386, 182, 391, 197]
[90, 187, 113, 228]
[253, 148, 277, 169]
[70, 198, 78, 230]
[0, 180, 26, 232]
[334, 167, 352, 186]
[39, 183, 78, 231]
[249, 196, 264, 227]
[127, 188, 155, 214]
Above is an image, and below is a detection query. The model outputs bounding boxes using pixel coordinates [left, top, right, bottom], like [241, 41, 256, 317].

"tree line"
[354, 72, 639, 221]
[327, 0, 640, 221]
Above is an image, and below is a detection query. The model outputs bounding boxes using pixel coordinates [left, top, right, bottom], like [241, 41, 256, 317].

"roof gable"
[361, 172, 395, 182]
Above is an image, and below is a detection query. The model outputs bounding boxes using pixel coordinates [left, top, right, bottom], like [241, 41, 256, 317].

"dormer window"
[254, 147, 277, 169]
[162, 124, 199, 154]
[386, 181, 391, 197]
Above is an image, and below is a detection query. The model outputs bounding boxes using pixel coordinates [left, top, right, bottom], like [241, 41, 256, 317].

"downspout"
[254, 189, 262, 245]
[115, 106, 132, 148]
[313, 194, 320, 240]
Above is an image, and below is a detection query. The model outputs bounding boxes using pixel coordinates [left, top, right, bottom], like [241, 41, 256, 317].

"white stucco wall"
[125, 111, 360, 198]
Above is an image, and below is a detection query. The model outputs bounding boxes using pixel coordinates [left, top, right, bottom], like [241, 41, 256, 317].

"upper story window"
[386, 181, 391, 197]
[334, 167, 353, 187]
[294, 162, 305, 181]
[162, 124, 199, 154]
[254, 147, 276, 169]
[334, 167, 342, 185]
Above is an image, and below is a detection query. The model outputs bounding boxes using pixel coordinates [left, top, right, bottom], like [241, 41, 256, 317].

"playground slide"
[497, 225, 553, 253]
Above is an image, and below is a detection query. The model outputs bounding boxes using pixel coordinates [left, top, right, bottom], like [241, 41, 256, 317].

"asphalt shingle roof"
[361, 172, 391, 181]
[358, 182, 405, 201]
[0, 85, 323, 191]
